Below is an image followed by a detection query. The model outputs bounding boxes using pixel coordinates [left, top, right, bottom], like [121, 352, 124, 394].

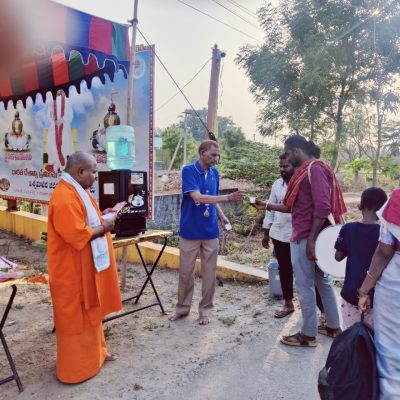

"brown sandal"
[318, 325, 342, 338]
[280, 331, 317, 347]
[274, 308, 295, 319]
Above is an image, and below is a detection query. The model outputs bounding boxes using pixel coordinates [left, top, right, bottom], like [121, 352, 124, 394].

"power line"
[137, 27, 211, 134]
[156, 58, 211, 112]
[224, 0, 258, 19]
[210, 0, 260, 29]
[176, 0, 262, 44]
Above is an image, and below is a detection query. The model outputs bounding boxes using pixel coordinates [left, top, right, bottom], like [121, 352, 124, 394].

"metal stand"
[104, 237, 167, 322]
[0, 285, 23, 392]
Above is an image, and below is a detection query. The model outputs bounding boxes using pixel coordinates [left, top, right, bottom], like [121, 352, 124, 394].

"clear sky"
[54, 0, 266, 141]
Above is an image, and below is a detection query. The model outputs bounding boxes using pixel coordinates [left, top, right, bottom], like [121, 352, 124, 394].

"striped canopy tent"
[0, 0, 131, 109]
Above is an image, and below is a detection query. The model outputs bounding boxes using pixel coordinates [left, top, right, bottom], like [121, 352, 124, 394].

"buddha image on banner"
[4, 111, 32, 152]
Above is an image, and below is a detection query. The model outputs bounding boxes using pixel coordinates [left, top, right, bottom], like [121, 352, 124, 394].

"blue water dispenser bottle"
[105, 125, 136, 170]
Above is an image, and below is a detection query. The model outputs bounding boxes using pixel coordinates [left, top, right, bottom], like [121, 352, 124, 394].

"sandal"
[274, 308, 295, 319]
[105, 353, 117, 362]
[280, 331, 317, 347]
[318, 325, 342, 338]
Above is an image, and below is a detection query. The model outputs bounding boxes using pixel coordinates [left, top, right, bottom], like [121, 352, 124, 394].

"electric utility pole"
[206, 44, 225, 140]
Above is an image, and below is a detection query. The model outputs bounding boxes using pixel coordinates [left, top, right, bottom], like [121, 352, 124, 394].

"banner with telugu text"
[0, 46, 155, 217]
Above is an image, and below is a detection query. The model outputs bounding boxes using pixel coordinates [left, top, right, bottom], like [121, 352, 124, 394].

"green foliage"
[383, 120, 400, 157]
[155, 148, 170, 167]
[177, 108, 239, 142]
[379, 155, 400, 181]
[218, 315, 236, 326]
[320, 141, 338, 167]
[222, 201, 262, 236]
[341, 157, 372, 188]
[160, 126, 197, 169]
[17, 201, 41, 214]
[219, 141, 282, 187]
[237, 0, 400, 166]
[341, 155, 400, 187]
[220, 128, 246, 157]
[343, 158, 372, 175]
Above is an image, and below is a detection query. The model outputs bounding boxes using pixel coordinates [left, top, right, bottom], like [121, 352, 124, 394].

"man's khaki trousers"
[175, 237, 219, 317]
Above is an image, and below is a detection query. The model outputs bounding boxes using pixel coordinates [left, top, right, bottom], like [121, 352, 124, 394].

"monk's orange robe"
[47, 180, 122, 383]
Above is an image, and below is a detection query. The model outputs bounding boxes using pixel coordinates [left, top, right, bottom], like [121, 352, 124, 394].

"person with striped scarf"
[268, 135, 346, 347]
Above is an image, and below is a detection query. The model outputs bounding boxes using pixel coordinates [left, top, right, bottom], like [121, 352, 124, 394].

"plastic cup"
[225, 223, 232, 231]
[249, 197, 256, 204]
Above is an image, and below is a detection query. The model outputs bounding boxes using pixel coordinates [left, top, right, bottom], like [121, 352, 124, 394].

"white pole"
[167, 132, 184, 173]
[127, 0, 139, 126]
[183, 112, 188, 165]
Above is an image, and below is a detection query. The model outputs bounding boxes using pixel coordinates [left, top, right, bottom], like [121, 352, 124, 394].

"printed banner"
[0, 45, 154, 217]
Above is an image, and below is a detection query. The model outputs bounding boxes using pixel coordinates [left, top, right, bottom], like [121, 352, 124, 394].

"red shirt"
[291, 162, 331, 241]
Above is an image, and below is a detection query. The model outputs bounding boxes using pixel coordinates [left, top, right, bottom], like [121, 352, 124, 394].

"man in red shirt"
[277, 135, 345, 347]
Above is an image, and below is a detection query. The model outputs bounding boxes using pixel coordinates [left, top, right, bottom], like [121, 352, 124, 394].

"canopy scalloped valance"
[0, 0, 131, 109]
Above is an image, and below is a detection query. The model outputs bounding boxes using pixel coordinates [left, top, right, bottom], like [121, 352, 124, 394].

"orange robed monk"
[47, 151, 122, 383]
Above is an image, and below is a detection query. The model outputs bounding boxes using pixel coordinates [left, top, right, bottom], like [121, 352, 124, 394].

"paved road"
[170, 311, 333, 400]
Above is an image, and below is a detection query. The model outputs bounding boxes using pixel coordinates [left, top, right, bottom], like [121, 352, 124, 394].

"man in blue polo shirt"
[170, 140, 245, 325]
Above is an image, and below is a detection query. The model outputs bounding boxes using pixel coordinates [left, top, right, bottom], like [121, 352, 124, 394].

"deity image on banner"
[4, 111, 31, 151]
[0, 177, 10, 192]
[43, 90, 74, 173]
[90, 100, 121, 153]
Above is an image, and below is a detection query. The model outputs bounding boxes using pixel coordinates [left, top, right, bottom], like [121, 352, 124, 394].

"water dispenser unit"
[99, 170, 147, 236]
[268, 258, 283, 299]
[105, 125, 136, 170]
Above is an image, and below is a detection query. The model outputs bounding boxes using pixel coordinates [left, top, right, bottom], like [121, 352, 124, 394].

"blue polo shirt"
[179, 161, 220, 240]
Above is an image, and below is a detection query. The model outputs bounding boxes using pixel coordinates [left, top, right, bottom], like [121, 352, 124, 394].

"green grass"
[218, 315, 237, 326]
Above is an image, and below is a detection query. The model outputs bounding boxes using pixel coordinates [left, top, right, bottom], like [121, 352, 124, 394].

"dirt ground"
[0, 192, 363, 399]
[0, 229, 284, 400]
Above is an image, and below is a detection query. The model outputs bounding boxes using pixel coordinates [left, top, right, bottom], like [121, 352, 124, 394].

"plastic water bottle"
[106, 125, 136, 170]
[267, 259, 283, 299]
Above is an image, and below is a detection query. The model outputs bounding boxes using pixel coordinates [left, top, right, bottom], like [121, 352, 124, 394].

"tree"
[342, 107, 371, 161]
[220, 128, 246, 157]
[382, 121, 400, 157]
[366, 39, 400, 183]
[237, 0, 400, 167]
[379, 155, 400, 182]
[177, 108, 239, 142]
[160, 125, 197, 169]
[344, 101, 400, 186]
[342, 157, 372, 187]
[219, 140, 282, 187]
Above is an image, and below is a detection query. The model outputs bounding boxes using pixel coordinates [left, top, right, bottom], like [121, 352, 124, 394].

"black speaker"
[98, 170, 147, 236]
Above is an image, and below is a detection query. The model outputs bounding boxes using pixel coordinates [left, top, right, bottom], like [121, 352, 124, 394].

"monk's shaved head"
[64, 151, 97, 189]
[65, 151, 96, 174]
